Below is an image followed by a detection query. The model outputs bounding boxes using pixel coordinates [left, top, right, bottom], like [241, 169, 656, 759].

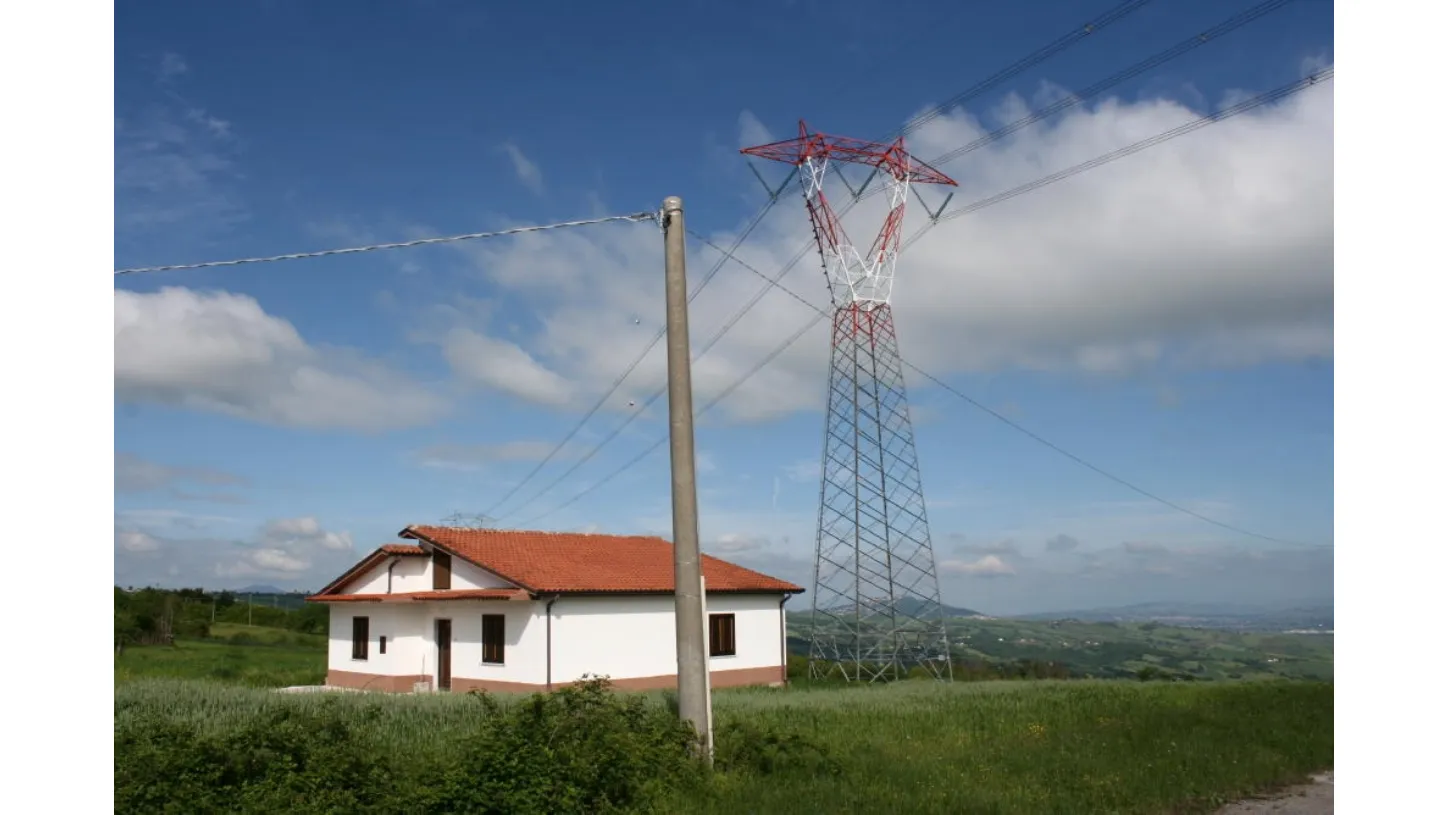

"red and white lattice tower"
[742, 121, 957, 682]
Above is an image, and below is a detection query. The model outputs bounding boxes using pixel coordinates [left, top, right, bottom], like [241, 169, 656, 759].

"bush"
[713, 720, 840, 778]
[114, 676, 708, 815]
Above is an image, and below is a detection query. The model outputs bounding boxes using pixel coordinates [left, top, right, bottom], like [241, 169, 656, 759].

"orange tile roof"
[399, 525, 804, 595]
[307, 589, 529, 603]
[380, 544, 427, 556]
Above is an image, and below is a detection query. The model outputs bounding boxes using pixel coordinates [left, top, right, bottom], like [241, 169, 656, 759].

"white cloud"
[248, 548, 310, 573]
[262, 516, 353, 552]
[114, 287, 448, 431]
[500, 142, 544, 195]
[442, 326, 573, 406]
[115, 511, 359, 589]
[115, 452, 246, 493]
[117, 530, 161, 553]
[426, 74, 1331, 423]
[737, 110, 775, 149]
[707, 533, 764, 555]
[158, 52, 188, 81]
[940, 554, 1017, 578]
[413, 440, 577, 471]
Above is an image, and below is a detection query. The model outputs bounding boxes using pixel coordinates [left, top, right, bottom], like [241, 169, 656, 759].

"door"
[435, 619, 452, 691]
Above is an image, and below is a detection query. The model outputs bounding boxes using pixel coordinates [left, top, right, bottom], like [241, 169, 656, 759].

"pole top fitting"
[662, 196, 683, 213]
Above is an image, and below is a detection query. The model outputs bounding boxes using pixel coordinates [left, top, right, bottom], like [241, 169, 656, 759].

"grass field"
[115, 677, 1332, 814]
[114, 628, 325, 688]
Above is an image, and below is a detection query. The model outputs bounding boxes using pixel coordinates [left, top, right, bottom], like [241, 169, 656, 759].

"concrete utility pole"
[661, 195, 712, 760]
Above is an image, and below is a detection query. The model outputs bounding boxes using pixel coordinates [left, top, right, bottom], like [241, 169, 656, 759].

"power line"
[516, 310, 829, 528]
[501, 5, 1155, 518]
[493, 219, 819, 522]
[861, 0, 1297, 204]
[891, 0, 1156, 140]
[480, 196, 783, 519]
[113, 212, 657, 276]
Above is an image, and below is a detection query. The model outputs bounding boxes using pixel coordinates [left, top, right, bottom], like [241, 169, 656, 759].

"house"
[305, 525, 805, 693]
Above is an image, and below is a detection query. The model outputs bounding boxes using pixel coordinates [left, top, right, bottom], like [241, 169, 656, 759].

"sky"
[113, 0, 1334, 616]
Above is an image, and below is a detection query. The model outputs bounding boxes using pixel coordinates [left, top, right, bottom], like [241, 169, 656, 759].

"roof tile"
[400, 525, 804, 595]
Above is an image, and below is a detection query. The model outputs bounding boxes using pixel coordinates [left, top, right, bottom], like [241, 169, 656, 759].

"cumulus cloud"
[262, 516, 353, 552]
[707, 533, 765, 555]
[114, 287, 448, 431]
[950, 537, 1020, 557]
[117, 530, 161, 553]
[115, 512, 358, 588]
[442, 327, 573, 407]
[423, 75, 1331, 424]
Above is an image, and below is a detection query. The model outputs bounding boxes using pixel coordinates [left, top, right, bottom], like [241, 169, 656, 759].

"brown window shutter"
[432, 550, 452, 591]
[352, 616, 369, 660]
[481, 614, 505, 664]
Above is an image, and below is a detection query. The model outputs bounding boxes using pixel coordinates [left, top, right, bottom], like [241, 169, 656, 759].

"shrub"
[115, 676, 707, 815]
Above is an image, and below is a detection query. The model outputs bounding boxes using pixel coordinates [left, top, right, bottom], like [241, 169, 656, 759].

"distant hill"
[792, 597, 986, 619]
[237, 585, 289, 595]
[894, 597, 987, 618]
[1012, 601, 1333, 631]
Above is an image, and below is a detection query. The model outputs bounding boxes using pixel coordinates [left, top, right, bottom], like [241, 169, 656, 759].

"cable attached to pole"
[114, 212, 657, 276]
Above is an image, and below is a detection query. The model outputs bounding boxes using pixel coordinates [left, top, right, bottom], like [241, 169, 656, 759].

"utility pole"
[662, 195, 712, 760]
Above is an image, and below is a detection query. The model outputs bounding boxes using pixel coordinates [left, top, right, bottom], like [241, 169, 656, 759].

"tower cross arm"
[740, 120, 958, 187]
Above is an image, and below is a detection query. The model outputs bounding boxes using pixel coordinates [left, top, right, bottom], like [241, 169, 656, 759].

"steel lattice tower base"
[807, 302, 952, 682]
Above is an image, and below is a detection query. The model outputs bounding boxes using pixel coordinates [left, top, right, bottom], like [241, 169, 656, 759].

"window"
[481, 614, 505, 664]
[708, 613, 736, 657]
[432, 550, 452, 590]
[351, 616, 369, 660]
[379, 635, 387, 655]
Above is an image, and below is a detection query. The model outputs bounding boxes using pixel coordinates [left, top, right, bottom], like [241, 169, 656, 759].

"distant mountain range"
[792, 597, 986, 619]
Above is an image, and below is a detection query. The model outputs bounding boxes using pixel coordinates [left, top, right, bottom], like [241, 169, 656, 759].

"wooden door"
[435, 619, 452, 691]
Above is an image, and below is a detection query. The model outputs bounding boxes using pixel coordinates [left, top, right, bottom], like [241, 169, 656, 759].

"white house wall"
[326, 592, 789, 692]
[388, 556, 431, 592]
[549, 593, 785, 684]
[328, 604, 427, 681]
[343, 556, 430, 594]
[417, 601, 549, 686]
[340, 552, 514, 597]
[445, 557, 514, 590]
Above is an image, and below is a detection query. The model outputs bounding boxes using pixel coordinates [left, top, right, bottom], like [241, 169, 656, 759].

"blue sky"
[113, 0, 1334, 615]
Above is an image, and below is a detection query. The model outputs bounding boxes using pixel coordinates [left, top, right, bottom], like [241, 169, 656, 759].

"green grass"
[114, 635, 325, 688]
[115, 677, 1332, 814]
[207, 622, 328, 648]
[666, 679, 1333, 813]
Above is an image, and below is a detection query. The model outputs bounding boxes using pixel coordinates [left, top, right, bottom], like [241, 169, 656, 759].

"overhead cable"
[113, 212, 656, 276]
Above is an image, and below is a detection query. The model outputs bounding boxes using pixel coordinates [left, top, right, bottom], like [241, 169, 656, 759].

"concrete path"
[1214, 772, 1333, 814]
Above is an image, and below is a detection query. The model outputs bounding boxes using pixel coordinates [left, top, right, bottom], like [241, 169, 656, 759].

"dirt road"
[1214, 771, 1333, 814]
